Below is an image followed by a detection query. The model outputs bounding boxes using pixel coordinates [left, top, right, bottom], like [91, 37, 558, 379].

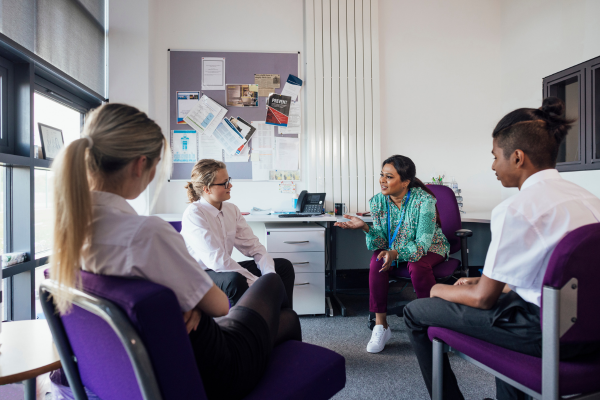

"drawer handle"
[284, 241, 309, 244]
[292, 262, 309, 265]
[294, 282, 310, 286]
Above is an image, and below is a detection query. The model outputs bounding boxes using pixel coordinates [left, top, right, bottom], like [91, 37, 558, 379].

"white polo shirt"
[482, 169, 600, 307]
[181, 197, 276, 285]
[83, 191, 214, 311]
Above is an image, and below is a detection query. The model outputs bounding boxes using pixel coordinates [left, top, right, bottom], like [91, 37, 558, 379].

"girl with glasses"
[181, 159, 296, 308]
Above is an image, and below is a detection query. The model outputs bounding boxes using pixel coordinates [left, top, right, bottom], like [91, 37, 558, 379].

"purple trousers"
[369, 249, 445, 313]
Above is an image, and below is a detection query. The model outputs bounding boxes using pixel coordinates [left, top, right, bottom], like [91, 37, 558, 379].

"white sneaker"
[366, 325, 392, 353]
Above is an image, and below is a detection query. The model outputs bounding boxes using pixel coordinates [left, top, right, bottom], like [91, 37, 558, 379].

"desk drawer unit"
[265, 223, 325, 315]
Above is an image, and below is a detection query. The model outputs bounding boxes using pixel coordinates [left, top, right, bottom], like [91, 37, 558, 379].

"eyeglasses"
[212, 177, 232, 189]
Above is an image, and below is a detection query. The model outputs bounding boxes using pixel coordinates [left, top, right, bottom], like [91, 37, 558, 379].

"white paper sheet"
[177, 91, 199, 124]
[274, 137, 299, 170]
[184, 95, 227, 136]
[250, 121, 274, 149]
[172, 130, 198, 163]
[225, 144, 250, 162]
[199, 134, 224, 161]
[251, 150, 273, 181]
[212, 118, 247, 155]
[278, 101, 301, 134]
[280, 75, 302, 101]
[202, 57, 226, 90]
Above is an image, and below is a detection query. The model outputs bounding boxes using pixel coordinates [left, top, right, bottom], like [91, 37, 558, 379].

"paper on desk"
[177, 91, 200, 124]
[202, 57, 226, 90]
[171, 130, 198, 163]
[212, 118, 246, 156]
[198, 134, 224, 161]
[250, 121, 274, 149]
[184, 95, 227, 136]
[274, 137, 299, 170]
[278, 101, 301, 134]
[280, 74, 303, 101]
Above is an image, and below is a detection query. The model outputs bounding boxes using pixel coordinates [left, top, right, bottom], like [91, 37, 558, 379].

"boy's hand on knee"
[454, 277, 480, 286]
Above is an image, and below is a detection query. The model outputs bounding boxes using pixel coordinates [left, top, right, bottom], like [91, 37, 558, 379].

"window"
[543, 55, 600, 171]
[34, 92, 83, 149]
[34, 169, 54, 256]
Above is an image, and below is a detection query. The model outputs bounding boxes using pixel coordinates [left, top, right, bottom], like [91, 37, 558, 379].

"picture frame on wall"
[38, 123, 64, 161]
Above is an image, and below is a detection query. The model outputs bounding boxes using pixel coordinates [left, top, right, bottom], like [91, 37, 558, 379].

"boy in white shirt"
[181, 159, 295, 307]
[404, 97, 600, 400]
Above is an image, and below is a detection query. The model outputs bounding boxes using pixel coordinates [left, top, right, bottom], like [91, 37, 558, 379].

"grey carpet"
[299, 286, 497, 400]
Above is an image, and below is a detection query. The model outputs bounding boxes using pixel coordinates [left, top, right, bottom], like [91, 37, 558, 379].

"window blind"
[0, 0, 107, 99]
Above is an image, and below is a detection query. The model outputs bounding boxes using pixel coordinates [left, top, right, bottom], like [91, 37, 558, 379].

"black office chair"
[367, 185, 472, 330]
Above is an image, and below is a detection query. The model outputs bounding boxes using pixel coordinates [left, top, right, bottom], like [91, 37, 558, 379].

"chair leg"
[432, 339, 446, 400]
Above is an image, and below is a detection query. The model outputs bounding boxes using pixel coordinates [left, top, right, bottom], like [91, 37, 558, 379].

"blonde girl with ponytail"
[49, 104, 301, 400]
[180, 159, 296, 309]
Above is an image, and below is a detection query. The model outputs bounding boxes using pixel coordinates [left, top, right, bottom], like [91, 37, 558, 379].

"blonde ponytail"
[186, 159, 226, 203]
[50, 103, 167, 314]
[50, 139, 93, 313]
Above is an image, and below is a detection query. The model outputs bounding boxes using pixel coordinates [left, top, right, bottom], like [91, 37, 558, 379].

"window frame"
[543, 55, 600, 172]
[0, 55, 15, 153]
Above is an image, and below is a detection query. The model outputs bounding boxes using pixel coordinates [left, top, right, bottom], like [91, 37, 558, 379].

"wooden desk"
[0, 320, 61, 400]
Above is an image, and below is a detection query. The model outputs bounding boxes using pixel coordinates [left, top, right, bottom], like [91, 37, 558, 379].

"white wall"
[146, 0, 305, 214]
[500, 0, 600, 200]
[109, 0, 151, 215]
[378, 0, 504, 212]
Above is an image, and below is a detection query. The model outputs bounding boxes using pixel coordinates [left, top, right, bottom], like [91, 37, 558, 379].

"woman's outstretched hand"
[334, 214, 367, 231]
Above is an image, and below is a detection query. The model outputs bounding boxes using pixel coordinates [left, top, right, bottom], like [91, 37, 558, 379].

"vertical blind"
[305, 0, 381, 213]
[0, 0, 107, 99]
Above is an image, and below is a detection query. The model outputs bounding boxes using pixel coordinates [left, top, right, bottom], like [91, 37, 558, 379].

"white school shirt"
[83, 191, 214, 311]
[181, 197, 276, 285]
[482, 169, 600, 307]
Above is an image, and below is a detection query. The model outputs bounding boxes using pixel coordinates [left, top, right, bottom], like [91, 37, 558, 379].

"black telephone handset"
[296, 190, 326, 214]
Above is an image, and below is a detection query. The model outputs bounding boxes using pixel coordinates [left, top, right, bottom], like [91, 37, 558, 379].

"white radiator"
[304, 0, 381, 213]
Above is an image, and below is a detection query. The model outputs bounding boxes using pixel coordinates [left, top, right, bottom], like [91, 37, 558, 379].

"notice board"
[168, 50, 300, 181]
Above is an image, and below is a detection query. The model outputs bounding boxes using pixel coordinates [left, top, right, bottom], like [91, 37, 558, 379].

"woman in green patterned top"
[335, 155, 450, 353]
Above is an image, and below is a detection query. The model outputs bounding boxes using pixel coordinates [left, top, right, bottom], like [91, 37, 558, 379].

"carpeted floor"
[299, 286, 497, 400]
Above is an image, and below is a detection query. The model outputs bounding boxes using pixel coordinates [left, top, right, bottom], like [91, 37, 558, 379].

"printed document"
[225, 144, 250, 162]
[251, 150, 273, 181]
[250, 121, 274, 149]
[274, 137, 299, 170]
[278, 101, 301, 134]
[202, 57, 226, 90]
[198, 134, 224, 161]
[254, 74, 280, 97]
[184, 95, 227, 136]
[172, 130, 198, 163]
[212, 118, 246, 156]
[280, 74, 303, 101]
[177, 91, 199, 124]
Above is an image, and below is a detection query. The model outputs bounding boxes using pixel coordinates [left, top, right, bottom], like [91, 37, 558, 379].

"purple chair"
[167, 220, 182, 232]
[40, 271, 346, 400]
[368, 185, 472, 328]
[429, 223, 600, 400]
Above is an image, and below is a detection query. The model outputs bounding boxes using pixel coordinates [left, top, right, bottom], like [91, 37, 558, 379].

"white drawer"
[267, 230, 325, 253]
[293, 272, 325, 315]
[274, 252, 324, 274]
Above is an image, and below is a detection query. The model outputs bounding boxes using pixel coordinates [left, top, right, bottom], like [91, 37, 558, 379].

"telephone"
[296, 190, 326, 214]
[279, 191, 326, 218]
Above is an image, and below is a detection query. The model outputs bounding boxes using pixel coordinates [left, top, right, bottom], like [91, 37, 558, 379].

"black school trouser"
[403, 291, 597, 400]
[205, 258, 295, 308]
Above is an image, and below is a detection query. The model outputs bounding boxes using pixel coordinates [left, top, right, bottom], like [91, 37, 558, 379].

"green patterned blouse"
[365, 187, 450, 263]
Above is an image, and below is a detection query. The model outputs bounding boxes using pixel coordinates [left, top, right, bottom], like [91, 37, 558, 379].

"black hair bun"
[540, 97, 565, 117]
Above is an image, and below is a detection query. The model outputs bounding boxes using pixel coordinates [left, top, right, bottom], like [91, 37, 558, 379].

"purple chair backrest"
[426, 185, 462, 254]
[168, 221, 182, 232]
[542, 223, 600, 344]
[60, 271, 206, 400]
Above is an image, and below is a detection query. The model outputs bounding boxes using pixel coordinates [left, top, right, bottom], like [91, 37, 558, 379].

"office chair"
[40, 271, 346, 400]
[430, 223, 600, 400]
[368, 184, 472, 330]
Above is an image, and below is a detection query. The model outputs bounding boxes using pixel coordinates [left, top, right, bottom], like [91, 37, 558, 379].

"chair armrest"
[455, 229, 473, 238]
